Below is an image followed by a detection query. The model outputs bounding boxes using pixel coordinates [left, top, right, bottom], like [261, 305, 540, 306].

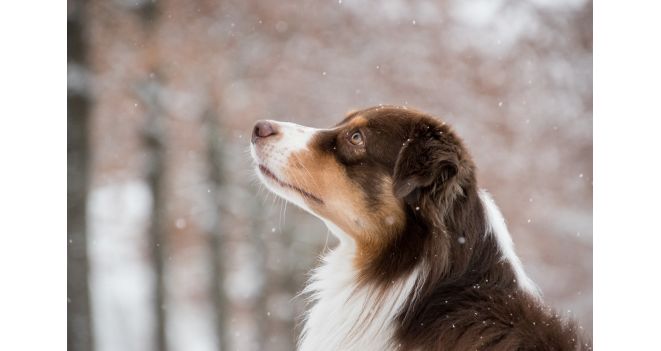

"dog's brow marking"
[351, 115, 367, 126]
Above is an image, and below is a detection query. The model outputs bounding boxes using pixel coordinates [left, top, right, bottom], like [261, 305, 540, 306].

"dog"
[250, 106, 590, 350]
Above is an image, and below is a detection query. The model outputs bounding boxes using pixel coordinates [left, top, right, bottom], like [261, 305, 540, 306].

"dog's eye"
[349, 131, 364, 146]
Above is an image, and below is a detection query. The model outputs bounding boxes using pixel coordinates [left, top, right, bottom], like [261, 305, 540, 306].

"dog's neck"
[298, 189, 539, 351]
[300, 190, 538, 350]
[299, 223, 421, 351]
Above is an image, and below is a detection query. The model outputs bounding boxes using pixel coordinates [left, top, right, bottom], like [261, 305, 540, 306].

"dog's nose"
[252, 120, 277, 143]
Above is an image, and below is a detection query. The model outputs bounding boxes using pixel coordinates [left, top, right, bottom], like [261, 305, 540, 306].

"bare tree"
[204, 105, 230, 351]
[248, 199, 268, 351]
[133, 1, 170, 350]
[68, 0, 94, 350]
[280, 226, 299, 351]
[140, 77, 169, 351]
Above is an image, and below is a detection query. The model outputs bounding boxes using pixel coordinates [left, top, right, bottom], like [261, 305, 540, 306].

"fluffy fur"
[250, 106, 590, 350]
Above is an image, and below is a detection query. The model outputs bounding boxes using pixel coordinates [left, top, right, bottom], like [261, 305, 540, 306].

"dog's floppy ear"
[393, 124, 459, 204]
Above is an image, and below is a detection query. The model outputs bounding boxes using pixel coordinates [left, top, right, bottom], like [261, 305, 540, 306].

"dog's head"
[250, 106, 475, 251]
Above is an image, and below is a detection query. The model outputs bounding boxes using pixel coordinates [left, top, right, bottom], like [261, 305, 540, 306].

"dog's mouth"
[258, 164, 324, 205]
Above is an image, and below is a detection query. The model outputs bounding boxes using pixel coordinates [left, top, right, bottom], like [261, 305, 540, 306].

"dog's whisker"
[245, 108, 587, 350]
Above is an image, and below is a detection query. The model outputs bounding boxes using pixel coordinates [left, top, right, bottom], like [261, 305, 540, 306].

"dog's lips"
[258, 164, 324, 205]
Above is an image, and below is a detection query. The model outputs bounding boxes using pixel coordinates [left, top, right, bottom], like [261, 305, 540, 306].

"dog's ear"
[393, 124, 459, 204]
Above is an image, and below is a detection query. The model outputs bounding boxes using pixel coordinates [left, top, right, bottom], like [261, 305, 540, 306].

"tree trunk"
[135, 1, 168, 349]
[68, 0, 94, 350]
[141, 80, 169, 351]
[248, 202, 268, 350]
[204, 108, 230, 351]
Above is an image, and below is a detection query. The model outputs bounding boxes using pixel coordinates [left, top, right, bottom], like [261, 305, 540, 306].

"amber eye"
[349, 130, 364, 145]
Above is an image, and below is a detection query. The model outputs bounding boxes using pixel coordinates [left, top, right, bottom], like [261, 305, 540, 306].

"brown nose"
[252, 120, 277, 143]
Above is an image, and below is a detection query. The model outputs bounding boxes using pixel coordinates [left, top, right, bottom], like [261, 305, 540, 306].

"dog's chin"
[255, 164, 315, 213]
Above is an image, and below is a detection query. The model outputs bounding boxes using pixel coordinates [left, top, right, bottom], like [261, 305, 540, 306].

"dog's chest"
[298, 246, 417, 351]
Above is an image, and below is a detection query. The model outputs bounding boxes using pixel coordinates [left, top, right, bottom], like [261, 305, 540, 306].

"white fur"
[250, 120, 320, 211]
[297, 191, 541, 351]
[251, 121, 541, 349]
[251, 124, 418, 349]
[299, 222, 420, 351]
[478, 189, 541, 297]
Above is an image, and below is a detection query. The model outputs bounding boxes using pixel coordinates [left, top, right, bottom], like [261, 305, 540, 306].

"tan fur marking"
[285, 148, 405, 260]
[353, 176, 406, 270]
[350, 115, 368, 127]
[285, 148, 364, 235]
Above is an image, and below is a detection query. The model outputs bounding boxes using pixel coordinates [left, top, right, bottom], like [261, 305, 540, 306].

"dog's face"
[250, 106, 469, 249]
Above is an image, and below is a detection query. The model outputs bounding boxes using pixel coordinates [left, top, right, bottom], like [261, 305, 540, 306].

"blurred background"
[67, 0, 592, 350]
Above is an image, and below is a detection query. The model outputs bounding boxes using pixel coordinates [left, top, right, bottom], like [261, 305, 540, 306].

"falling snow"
[80, 0, 593, 349]
[175, 218, 187, 229]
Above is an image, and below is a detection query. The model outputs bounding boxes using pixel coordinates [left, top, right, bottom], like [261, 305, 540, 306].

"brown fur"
[263, 106, 591, 350]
